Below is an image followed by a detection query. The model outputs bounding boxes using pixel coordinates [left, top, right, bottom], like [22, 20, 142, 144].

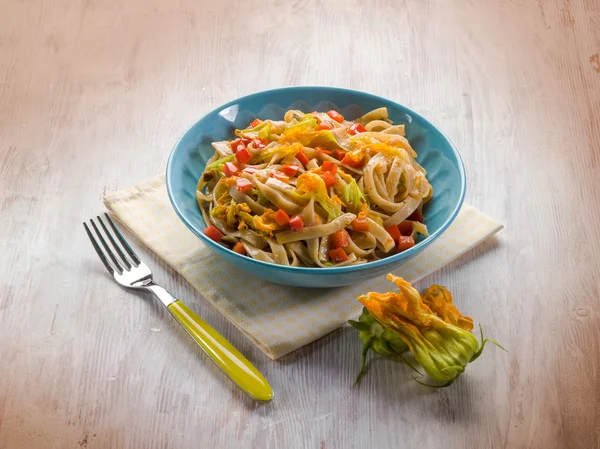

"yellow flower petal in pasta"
[296, 172, 341, 219]
[252, 209, 285, 235]
[365, 143, 409, 161]
[235, 203, 252, 214]
[210, 205, 228, 221]
[260, 142, 304, 162]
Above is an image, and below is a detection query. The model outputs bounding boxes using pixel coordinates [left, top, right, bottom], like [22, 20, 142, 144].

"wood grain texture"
[1, 0, 599, 448]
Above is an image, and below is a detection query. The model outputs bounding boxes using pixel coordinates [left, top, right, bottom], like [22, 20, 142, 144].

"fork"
[83, 213, 273, 402]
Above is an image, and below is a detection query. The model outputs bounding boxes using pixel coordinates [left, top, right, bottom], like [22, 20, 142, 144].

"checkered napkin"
[103, 174, 502, 359]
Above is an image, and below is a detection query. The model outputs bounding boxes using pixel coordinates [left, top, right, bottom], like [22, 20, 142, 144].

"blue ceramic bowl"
[166, 87, 465, 287]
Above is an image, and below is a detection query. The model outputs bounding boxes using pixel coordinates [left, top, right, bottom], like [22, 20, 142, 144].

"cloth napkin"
[103, 174, 503, 360]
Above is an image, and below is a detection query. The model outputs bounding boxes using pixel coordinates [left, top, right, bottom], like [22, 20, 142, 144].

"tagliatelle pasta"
[196, 108, 433, 267]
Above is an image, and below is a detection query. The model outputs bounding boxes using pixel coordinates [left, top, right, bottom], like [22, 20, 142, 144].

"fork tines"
[83, 214, 140, 275]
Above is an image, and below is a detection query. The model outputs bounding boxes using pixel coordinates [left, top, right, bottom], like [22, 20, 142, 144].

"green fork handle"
[166, 300, 273, 402]
[147, 282, 273, 402]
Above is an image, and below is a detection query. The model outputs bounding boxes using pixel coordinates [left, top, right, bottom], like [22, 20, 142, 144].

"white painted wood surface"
[1, 0, 599, 448]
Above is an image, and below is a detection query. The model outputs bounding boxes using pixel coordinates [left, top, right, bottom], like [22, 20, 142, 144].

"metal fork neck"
[146, 283, 177, 308]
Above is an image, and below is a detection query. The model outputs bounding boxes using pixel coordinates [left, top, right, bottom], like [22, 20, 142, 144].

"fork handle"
[166, 299, 273, 402]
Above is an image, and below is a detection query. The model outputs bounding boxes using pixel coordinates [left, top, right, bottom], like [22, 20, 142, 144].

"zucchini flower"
[350, 274, 504, 387]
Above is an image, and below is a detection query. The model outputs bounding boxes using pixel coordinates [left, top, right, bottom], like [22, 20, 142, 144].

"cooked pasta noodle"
[197, 108, 432, 266]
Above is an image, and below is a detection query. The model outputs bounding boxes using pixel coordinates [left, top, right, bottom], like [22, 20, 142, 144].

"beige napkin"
[103, 174, 503, 359]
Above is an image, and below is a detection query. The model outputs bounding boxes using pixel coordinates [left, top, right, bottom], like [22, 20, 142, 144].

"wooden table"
[1, 1, 599, 448]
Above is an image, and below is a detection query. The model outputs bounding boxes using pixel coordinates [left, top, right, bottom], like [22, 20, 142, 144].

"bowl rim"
[166, 86, 466, 274]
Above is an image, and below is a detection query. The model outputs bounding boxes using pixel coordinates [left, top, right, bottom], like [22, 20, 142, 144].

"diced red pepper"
[235, 147, 252, 164]
[397, 221, 413, 236]
[321, 160, 337, 173]
[327, 110, 344, 123]
[242, 167, 258, 174]
[273, 209, 291, 226]
[223, 162, 240, 177]
[270, 170, 289, 183]
[315, 146, 332, 155]
[329, 247, 349, 262]
[236, 177, 253, 193]
[250, 118, 262, 128]
[330, 230, 350, 248]
[204, 225, 224, 242]
[348, 123, 367, 135]
[296, 150, 310, 167]
[251, 138, 269, 149]
[408, 208, 424, 222]
[232, 242, 246, 255]
[341, 153, 364, 168]
[281, 164, 299, 177]
[321, 171, 337, 188]
[230, 139, 246, 153]
[385, 226, 401, 244]
[332, 149, 346, 161]
[352, 218, 370, 232]
[289, 214, 304, 232]
[397, 236, 416, 252]
[317, 121, 334, 130]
